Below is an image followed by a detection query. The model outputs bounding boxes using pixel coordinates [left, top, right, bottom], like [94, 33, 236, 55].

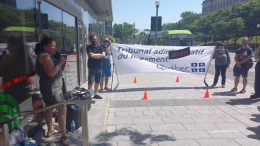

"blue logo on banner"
[191, 63, 206, 73]
[191, 68, 198, 72]
[199, 68, 206, 72]
[191, 63, 197, 67]
[199, 63, 205, 67]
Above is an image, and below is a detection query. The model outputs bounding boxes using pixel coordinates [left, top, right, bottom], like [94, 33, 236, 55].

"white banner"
[111, 44, 215, 75]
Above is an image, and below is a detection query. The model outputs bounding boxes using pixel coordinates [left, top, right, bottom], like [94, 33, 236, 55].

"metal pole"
[0, 124, 10, 146]
[155, 5, 159, 45]
[81, 103, 89, 146]
[110, 63, 115, 90]
[37, 1, 42, 40]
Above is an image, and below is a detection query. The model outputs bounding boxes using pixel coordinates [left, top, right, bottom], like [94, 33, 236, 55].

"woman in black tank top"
[35, 36, 69, 145]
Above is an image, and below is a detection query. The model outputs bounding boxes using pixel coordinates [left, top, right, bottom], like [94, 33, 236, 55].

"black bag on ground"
[66, 104, 81, 132]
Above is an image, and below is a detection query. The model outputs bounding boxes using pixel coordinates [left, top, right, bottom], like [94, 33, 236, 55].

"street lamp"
[155, 0, 160, 45]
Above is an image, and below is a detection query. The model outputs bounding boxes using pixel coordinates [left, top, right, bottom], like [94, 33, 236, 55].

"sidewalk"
[89, 72, 260, 146]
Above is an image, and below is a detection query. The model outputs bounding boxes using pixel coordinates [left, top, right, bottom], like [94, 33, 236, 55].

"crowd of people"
[0, 34, 259, 145]
[211, 36, 260, 99]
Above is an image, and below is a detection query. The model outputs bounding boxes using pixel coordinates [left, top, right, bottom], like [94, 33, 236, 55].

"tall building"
[202, 0, 248, 15]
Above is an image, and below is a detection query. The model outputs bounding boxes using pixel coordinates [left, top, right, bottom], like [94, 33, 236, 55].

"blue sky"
[112, 0, 204, 31]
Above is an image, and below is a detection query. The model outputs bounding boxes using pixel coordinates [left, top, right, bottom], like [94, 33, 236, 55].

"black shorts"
[88, 68, 101, 84]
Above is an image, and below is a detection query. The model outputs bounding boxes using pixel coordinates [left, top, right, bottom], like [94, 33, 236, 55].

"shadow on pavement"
[112, 86, 206, 93]
[212, 91, 237, 96]
[225, 98, 260, 105]
[247, 113, 260, 140]
[95, 128, 176, 145]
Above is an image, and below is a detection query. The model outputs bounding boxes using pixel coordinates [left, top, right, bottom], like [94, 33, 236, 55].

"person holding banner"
[231, 37, 254, 93]
[86, 34, 105, 99]
[250, 45, 260, 99]
[100, 37, 112, 92]
[211, 43, 230, 88]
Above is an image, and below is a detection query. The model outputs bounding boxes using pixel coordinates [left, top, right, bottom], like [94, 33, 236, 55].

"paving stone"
[235, 139, 260, 146]
[157, 111, 172, 116]
[107, 126, 117, 133]
[208, 130, 247, 138]
[172, 131, 211, 139]
[133, 118, 163, 125]
[163, 117, 194, 124]
[116, 125, 151, 132]
[150, 124, 185, 131]
[143, 111, 158, 116]
[115, 118, 132, 125]
[183, 124, 219, 131]
[215, 123, 247, 130]
[192, 117, 225, 123]
[115, 112, 130, 117]
[158, 140, 200, 146]
[170, 110, 186, 115]
[161, 106, 175, 111]
[221, 116, 240, 123]
[135, 107, 149, 112]
[196, 139, 240, 146]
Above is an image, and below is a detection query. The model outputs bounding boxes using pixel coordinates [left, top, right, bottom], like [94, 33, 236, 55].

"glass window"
[62, 11, 76, 53]
[0, 0, 36, 103]
[62, 11, 78, 91]
[0, 0, 36, 43]
[40, 1, 63, 50]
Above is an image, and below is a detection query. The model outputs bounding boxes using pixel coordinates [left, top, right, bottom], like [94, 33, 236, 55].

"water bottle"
[70, 120, 76, 133]
[22, 138, 38, 146]
[9, 128, 24, 146]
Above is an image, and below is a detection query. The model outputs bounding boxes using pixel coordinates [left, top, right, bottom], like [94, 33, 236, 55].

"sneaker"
[94, 94, 103, 99]
[104, 87, 112, 91]
[99, 89, 104, 93]
[239, 89, 246, 94]
[211, 84, 217, 88]
[250, 94, 260, 100]
[221, 85, 225, 88]
[230, 88, 237, 92]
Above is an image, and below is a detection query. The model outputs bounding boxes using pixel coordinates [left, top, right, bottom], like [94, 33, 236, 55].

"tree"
[179, 12, 201, 30]
[194, 33, 210, 45]
[113, 22, 137, 44]
[108, 35, 116, 43]
[212, 20, 230, 42]
[228, 18, 245, 45]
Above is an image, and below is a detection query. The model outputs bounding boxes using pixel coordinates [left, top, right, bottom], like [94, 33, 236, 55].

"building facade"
[0, 0, 113, 103]
[202, 0, 248, 14]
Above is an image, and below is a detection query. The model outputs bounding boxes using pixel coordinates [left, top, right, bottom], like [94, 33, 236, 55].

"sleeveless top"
[36, 53, 63, 98]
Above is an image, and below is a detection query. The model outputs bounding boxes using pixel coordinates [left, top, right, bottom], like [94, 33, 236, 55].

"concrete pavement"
[18, 53, 259, 146]
[88, 71, 260, 146]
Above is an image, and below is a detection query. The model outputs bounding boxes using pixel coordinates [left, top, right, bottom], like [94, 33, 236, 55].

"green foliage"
[135, 31, 149, 45]
[113, 22, 138, 44]
[161, 0, 259, 45]
[108, 35, 116, 43]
